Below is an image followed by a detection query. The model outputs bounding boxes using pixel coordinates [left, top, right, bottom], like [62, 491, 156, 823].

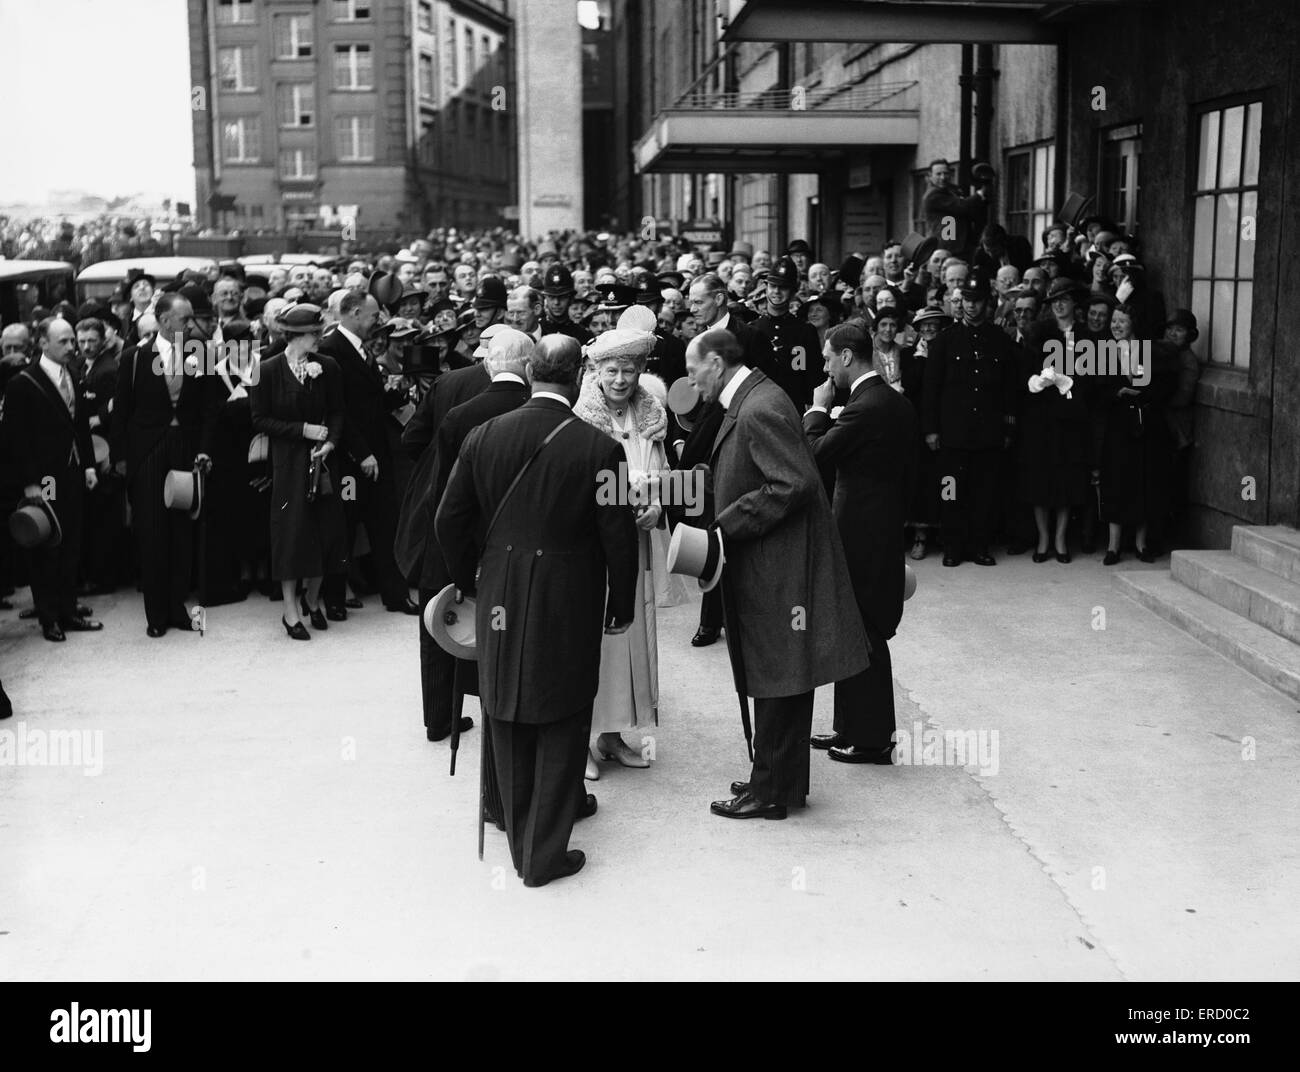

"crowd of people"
[0, 215, 188, 270]
[0, 173, 1204, 883]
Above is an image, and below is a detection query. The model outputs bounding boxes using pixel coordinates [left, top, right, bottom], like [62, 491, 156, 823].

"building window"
[334, 44, 373, 90]
[1004, 141, 1055, 250]
[446, 17, 459, 89]
[419, 52, 434, 100]
[280, 147, 317, 180]
[273, 14, 313, 59]
[335, 115, 375, 161]
[218, 46, 256, 91]
[221, 116, 261, 163]
[463, 25, 474, 82]
[1192, 99, 1262, 367]
[216, 0, 255, 26]
[277, 83, 315, 128]
[1099, 123, 1142, 237]
[417, 1, 433, 33]
[332, 0, 371, 20]
[250, 204, 264, 219]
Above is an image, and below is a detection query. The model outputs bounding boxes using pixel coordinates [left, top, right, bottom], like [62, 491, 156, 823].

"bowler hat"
[178, 283, 214, 316]
[8, 497, 61, 549]
[666, 523, 725, 593]
[729, 240, 754, 261]
[657, 271, 685, 291]
[424, 584, 477, 660]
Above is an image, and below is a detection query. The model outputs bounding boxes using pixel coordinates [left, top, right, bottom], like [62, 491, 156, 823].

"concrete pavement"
[1, 551, 1296, 981]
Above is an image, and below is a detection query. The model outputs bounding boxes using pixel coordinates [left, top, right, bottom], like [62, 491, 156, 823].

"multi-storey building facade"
[189, 0, 516, 236]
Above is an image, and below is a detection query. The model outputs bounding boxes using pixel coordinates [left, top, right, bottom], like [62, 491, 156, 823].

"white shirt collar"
[713, 310, 731, 332]
[39, 354, 67, 387]
[718, 364, 752, 409]
[850, 370, 879, 394]
[532, 390, 573, 408]
[493, 372, 526, 385]
[337, 324, 365, 356]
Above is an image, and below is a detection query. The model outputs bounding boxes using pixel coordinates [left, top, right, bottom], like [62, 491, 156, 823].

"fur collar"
[575, 375, 668, 441]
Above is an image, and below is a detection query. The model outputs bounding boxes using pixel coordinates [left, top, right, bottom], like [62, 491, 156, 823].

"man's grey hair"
[508, 285, 541, 305]
[528, 334, 582, 385]
[486, 327, 534, 375]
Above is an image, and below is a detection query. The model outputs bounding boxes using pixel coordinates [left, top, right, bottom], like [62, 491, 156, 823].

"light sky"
[0, 0, 194, 203]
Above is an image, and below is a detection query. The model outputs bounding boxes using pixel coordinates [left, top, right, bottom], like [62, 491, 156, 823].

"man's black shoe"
[691, 626, 720, 647]
[710, 792, 787, 820]
[523, 849, 586, 887]
[344, 597, 364, 610]
[325, 605, 347, 622]
[147, 625, 167, 638]
[60, 617, 103, 633]
[427, 716, 474, 742]
[811, 732, 844, 750]
[972, 552, 996, 566]
[576, 793, 597, 820]
[942, 554, 962, 567]
[828, 744, 895, 765]
[386, 597, 421, 615]
[42, 623, 66, 642]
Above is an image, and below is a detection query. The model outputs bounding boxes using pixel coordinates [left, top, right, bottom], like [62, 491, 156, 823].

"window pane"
[1192, 195, 1214, 277]
[360, 116, 374, 159]
[334, 49, 347, 88]
[1243, 101, 1262, 186]
[1191, 280, 1211, 361]
[1214, 193, 1239, 277]
[1211, 280, 1235, 364]
[1196, 110, 1219, 190]
[1238, 190, 1257, 280]
[1234, 282, 1253, 366]
[1219, 105, 1244, 188]
[278, 84, 293, 126]
[358, 48, 372, 87]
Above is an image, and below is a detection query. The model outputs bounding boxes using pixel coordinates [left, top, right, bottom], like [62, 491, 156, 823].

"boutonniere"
[303, 362, 323, 380]
[183, 353, 200, 375]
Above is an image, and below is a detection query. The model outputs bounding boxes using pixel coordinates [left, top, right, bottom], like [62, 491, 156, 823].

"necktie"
[58, 369, 74, 415]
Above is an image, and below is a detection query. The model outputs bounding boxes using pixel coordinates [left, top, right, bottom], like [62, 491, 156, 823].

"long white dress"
[577, 380, 670, 733]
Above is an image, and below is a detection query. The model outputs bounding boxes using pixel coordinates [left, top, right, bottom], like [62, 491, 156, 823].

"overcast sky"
[0, 0, 193, 203]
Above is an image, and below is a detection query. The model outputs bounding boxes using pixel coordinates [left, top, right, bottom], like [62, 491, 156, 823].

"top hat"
[729, 240, 754, 261]
[163, 468, 205, 520]
[667, 376, 704, 431]
[8, 497, 62, 549]
[836, 255, 865, 290]
[899, 231, 939, 269]
[1057, 192, 1096, 229]
[423, 583, 477, 660]
[666, 523, 725, 592]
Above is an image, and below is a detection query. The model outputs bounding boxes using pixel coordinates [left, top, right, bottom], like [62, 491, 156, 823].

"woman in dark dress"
[1097, 303, 1179, 565]
[250, 304, 347, 639]
[900, 306, 949, 560]
[1018, 278, 1093, 563]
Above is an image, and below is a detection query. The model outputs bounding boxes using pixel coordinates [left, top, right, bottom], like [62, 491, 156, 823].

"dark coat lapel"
[710, 368, 766, 461]
[23, 365, 75, 429]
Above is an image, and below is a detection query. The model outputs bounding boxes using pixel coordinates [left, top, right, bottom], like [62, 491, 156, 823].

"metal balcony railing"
[669, 80, 919, 113]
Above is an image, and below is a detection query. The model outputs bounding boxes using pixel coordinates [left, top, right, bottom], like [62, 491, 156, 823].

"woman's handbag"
[307, 452, 334, 501]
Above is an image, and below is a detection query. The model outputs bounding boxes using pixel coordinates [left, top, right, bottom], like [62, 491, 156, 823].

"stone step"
[1232, 525, 1300, 584]
[1113, 570, 1300, 701]
[1171, 550, 1300, 645]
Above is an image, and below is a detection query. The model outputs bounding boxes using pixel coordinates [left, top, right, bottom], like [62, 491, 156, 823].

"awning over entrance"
[720, 0, 1125, 45]
[634, 82, 919, 175]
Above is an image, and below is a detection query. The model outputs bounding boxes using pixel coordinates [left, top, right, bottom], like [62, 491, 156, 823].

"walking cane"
[190, 465, 207, 637]
[477, 718, 487, 861]
[718, 572, 754, 763]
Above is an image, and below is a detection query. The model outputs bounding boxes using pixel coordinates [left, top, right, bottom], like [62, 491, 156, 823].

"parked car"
[0, 260, 77, 326]
[75, 256, 237, 302]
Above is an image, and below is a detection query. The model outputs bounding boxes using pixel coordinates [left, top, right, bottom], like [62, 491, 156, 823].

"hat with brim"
[667, 523, 725, 593]
[1086, 289, 1119, 310]
[588, 327, 656, 366]
[1046, 276, 1088, 303]
[900, 232, 938, 269]
[1166, 308, 1199, 339]
[424, 583, 477, 660]
[1057, 192, 1096, 229]
[667, 376, 703, 431]
[8, 497, 61, 549]
[912, 306, 952, 328]
[278, 303, 327, 335]
[369, 271, 404, 308]
[163, 468, 204, 520]
[91, 434, 110, 467]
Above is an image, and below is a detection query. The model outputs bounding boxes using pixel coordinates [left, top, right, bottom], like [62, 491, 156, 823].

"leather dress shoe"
[60, 617, 103, 633]
[1103, 550, 1121, 566]
[1136, 546, 1159, 563]
[576, 793, 597, 820]
[942, 554, 962, 567]
[300, 597, 327, 630]
[710, 791, 787, 820]
[42, 622, 66, 642]
[427, 716, 474, 742]
[972, 552, 996, 566]
[325, 605, 347, 622]
[1056, 550, 1072, 564]
[147, 625, 168, 638]
[691, 625, 720, 647]
[523, 849, 586, 887]
[730, 780, 749, 796]
[828, 743, 895, 765]
[387, 597, 421, 615]
[282, 617, 311, 641]
[345, 596, 364, 610]
[1032, 550, 1052, 563]
[811, 732, 845, 750]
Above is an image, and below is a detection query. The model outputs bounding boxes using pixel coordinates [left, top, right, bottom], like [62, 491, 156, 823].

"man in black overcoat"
[804, 323, 917, 764]
[3, 317, 101, 640]
[435, 334, 638, 888]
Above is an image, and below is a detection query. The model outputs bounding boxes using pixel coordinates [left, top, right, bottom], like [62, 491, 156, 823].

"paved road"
[1, 552, 1296, 980]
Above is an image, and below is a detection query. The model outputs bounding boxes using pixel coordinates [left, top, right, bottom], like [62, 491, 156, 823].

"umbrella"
[718, 571, 754, 763]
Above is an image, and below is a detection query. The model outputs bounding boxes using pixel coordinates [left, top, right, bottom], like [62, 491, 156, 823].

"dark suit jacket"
[393, 360, 491, 583]
[80, 350, 119, 431]
[804, 375, 917, 638]
[109, 339, 216, 478]
[317, 328, 391, 467]
[3, 363, 94, 492]
[434, 396, 639, 724]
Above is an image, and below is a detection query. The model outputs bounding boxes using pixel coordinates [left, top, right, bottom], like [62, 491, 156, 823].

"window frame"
[332, 0, 371, 22]
[333, 43, 374, 91]
[218, 44, 257, 92]
[273, 13, 314, 60]
[221, 115, 261, 164]
[1098, 121, 1142, 238]
[279, 146, 318, 181]
[1003, 140, 1056, 251]
[334, 115, 375, 163]
[277, 82, 315, 129]
[216, 0, 255, 26]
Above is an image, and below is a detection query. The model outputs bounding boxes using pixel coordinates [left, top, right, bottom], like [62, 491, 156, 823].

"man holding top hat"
[679, 329, 868, 820]
[4, 318, 102, 641]
[434, 334, 639, 887]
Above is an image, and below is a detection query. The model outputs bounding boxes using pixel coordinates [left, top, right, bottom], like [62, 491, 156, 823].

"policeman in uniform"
[632, 275, 686, 387]
[750, 256, 823, 410]
[540, 264, 594, 345]
[920, 276, 1018, 567]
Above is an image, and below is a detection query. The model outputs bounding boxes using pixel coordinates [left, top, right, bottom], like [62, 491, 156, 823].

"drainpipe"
[958, 44, 973, 189]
